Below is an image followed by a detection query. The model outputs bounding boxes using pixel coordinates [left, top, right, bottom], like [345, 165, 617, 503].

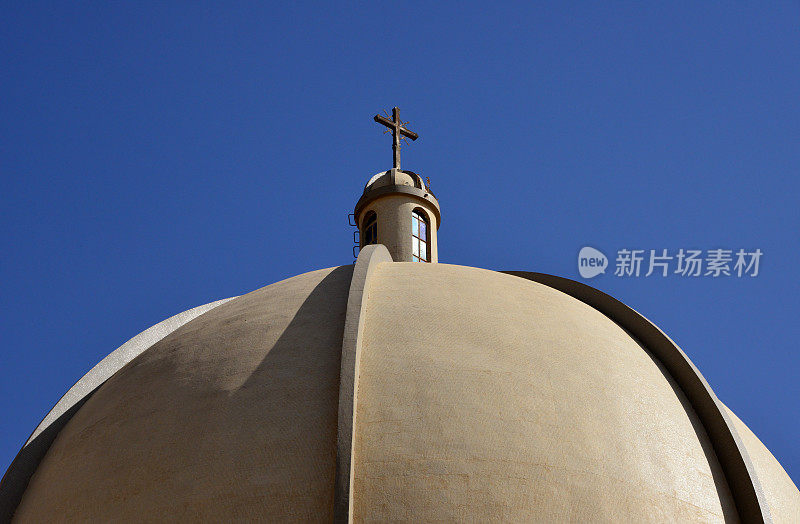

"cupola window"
[362, 211, 377, 247]
[411, 209, 429, 262]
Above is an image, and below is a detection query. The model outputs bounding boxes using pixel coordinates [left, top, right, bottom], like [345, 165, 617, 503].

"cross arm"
[373, 114, 419, 141]
[399, 127, 418, 140]
[373, 114, 394, 128]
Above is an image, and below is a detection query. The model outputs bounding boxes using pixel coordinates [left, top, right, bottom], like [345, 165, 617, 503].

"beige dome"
[6, 262, 799, 522]
[364, 169, 426, 192]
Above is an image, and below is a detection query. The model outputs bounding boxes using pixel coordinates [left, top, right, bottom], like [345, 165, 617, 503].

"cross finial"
[374, 107, 418, 170]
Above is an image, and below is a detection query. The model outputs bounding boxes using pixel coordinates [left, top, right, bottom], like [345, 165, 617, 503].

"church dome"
[6, 259, 799, 522]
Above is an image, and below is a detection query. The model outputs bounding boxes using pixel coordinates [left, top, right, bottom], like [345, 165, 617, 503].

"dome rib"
[335, 244, 393, 523]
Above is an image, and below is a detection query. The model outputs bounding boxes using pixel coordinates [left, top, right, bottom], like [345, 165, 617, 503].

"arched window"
[411, 209, 429, 262]
[361, 211, 377, 247]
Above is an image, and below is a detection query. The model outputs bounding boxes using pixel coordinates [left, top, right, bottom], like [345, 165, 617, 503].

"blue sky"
[1, 2, 798, 485]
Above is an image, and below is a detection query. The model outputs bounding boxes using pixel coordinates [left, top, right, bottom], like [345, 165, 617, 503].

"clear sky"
[1, 3, 798, 485]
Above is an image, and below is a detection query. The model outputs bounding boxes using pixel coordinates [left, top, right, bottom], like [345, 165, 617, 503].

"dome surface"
[14, 266, 353, 522]
[8, 263, 800, 522]
[364, 170, 424, 192]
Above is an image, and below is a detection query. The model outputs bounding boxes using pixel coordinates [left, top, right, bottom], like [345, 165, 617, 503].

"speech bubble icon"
[578, 246, 608, 279]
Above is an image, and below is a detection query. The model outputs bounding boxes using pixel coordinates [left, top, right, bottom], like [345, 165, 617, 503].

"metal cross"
[374, 107, 418, 170]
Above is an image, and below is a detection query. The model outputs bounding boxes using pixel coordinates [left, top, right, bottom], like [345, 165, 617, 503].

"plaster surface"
[505, 271, 772, 523]
[30, 298, 235, 446]
[13, 267, 352, 522]
[354, 263, 737, 522]
[0, 297, 233, 522]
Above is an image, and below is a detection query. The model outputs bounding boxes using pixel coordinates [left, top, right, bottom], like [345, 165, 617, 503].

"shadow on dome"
[8, 265, 353, 521]
[0, 387, 99, 521]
